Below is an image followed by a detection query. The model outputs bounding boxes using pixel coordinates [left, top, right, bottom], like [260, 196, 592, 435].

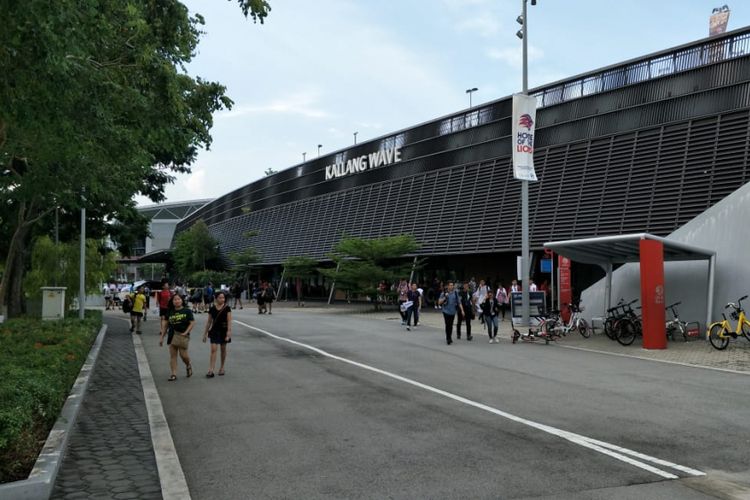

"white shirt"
[529, 283, 538, 292]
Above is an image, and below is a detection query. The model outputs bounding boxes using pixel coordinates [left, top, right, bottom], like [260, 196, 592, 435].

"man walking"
[438, 281, 464, 345]
[405, 283, 421, 331]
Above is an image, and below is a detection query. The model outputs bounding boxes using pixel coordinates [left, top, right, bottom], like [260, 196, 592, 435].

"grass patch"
[0, 310, 102, 483]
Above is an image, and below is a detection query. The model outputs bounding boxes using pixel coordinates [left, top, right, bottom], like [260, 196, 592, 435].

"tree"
[0, 0, 232, 315]
[231, 247, 261, 289]
[282, 256, 318, 306]
[24, 236, 117, 309]
[173, 220, 220, 276]
[320, 235, 420, 310]
[0, 0, 270, 318]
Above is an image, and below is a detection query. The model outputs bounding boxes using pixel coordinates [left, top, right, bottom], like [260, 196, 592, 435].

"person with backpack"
[496, 282, 509, 321]
[129, 285, 147, 335]
[481, 289, 502, 343]
[457, 281, 475, 341]
[204, 282, 215, 312]
[438, 281, 464, 345]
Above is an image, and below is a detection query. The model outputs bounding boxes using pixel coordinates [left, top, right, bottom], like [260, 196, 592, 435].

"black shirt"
[168, 307, 194, 334]
[209, 305, 232, 334]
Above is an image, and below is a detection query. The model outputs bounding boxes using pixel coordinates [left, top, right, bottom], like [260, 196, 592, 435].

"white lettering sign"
[325, 146, 402, 180]
[511, 93, 538, 182]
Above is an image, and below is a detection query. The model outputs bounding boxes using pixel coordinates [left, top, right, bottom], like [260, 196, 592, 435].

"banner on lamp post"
[512, 93, 538, 182]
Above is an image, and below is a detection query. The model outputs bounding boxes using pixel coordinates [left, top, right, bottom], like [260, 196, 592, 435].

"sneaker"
[467, 336, 473, 341]
[401, 320, 406, 325]
[406, 326, 411, 331]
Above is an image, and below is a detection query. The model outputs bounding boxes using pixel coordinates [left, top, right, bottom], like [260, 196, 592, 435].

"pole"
[408, 256, 418, 284]
[79, 206, 86, 320]
[550, 251, 555, 310]
[520, 0, 530, 328]
[327, 262, 341, 305]
[275, 268, 285, 301]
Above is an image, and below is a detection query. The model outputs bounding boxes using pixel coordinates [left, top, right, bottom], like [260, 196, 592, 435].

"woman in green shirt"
[159, 294, 194, 381]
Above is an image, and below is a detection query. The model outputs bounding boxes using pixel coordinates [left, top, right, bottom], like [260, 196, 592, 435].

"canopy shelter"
[117, 249, 173, 265]
[543, 233, 715, 349]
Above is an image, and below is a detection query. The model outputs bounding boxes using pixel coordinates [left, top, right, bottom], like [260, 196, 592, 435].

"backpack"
[122, 296, 133, 314]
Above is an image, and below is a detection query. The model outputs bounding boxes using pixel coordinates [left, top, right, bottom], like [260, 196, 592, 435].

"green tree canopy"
[0, 1, 270, 317]
[320, 235, 420, 308]
[173, 220, 220, 276]
[283, 256, 318, 305]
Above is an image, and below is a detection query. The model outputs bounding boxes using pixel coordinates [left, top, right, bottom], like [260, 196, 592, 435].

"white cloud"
[218, 89, 330, 120]
[487, 45, 544, 67]
[456, 16, 501, 37]
[184, 168, 208, 196]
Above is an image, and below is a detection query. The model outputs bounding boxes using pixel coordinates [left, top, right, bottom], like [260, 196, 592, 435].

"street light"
[353, 131, 358, 144]
[465, 87, 478, 108]
[317, 144, 322, 157]
[302, 152, 306, 161]
[517, 0, 536, 328]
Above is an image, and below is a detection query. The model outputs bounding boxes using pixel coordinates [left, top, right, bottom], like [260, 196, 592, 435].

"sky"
[137, 0, 749, 206]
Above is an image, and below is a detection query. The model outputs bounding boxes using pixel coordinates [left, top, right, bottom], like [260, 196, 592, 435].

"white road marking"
[235, 320, 705, 480]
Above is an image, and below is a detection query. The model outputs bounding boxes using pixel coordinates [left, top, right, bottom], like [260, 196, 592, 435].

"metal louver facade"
[176, 27, 750, 265]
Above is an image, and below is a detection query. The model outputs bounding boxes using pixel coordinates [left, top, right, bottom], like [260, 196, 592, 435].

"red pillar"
[639, 239, 666, 349]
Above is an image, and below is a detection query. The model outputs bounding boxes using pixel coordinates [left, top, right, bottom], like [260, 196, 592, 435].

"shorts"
[209, 331, 231, 344]
[130, 312, 143, 318]
[204, 296, 214, 305]
[159, 308, 169, 318]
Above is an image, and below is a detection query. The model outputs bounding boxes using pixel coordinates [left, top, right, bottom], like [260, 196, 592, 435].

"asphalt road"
[139, 307, 750, 499]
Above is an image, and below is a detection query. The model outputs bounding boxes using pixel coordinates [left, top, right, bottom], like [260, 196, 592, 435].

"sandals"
[206, 371, 215, 378]
[218, 371, 225, 376]
[168, 375, 177, 382]
[186, 365, 193, 378]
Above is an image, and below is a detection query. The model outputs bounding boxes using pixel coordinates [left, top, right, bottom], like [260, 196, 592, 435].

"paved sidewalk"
[51, 318, 162, 500]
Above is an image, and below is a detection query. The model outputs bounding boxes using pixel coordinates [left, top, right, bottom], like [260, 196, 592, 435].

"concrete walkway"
[51, 318, 162, 500]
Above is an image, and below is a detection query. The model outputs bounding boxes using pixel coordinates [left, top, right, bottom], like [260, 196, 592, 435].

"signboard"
[510, 291, 547, 326]
[709, 6, 730, 36]
[511, 93, 538, 181]
[325, 146, 402, 181]
[540, 259, 552, 273]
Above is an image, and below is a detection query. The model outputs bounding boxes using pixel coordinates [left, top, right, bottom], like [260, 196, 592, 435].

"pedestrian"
[256, 283, 267, 314]
[438, 281, 464, 345]
[159, 294, 194, 381]
[511, 279, 520, 292]
[264, 283, 275, 314]
[457, 281, 475, 341]
[155, 280, 173, 340]
[473, 279, 488, 328]
[129, 285, 147, 334]
[405, 283, 421, 331]
[143, 285, 151, 322]
[529, 280, 538, 292]
[482, 289, 502, 343]
[397, 278, 409, 325]
[202, 291, 232, 377]
[415, 284, 424, 326]
[204, 282, 215, 312]
[496, 282, 509, 321]
[231, 281, 244, 309]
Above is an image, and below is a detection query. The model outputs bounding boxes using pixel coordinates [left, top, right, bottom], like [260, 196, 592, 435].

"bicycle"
[542, 302, 591, 338]
[615, 301, 642, 346]
[603, 299, 637, 342]
[665, 302, 688, 342]
[707, 295, 750, 350]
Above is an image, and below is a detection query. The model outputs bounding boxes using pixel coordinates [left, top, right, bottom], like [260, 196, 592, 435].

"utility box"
[41, 287, 67, 320]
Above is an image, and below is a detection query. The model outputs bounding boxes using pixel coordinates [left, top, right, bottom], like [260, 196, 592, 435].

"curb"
[0, 324, 108, 500]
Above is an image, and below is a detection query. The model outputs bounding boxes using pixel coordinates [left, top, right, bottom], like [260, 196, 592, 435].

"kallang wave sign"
[512, 93, 538, 182]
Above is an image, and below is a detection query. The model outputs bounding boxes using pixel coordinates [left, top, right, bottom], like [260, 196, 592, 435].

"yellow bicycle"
[708, 295, 750, 350]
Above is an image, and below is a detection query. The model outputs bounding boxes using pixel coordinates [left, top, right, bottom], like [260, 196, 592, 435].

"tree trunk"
[0, 223, 30, 318]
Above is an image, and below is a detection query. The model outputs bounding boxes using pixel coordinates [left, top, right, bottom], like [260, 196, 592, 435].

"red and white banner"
[511, 93, 538, 181]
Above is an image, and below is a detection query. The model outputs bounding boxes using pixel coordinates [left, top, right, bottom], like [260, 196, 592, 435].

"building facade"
[175, 27, 750, 289]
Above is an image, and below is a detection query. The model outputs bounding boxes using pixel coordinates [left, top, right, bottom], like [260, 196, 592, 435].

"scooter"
[510, 313, 558, 345]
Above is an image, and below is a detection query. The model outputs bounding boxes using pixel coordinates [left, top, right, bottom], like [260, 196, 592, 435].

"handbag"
[400, 300, 413, 312]
[171, 332, 189, 349]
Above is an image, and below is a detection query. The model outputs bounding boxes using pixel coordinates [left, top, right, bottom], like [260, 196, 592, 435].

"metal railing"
[534, 31, 750, 108]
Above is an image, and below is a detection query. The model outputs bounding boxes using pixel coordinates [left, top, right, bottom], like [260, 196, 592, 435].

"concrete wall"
[581, 182, 750, 330]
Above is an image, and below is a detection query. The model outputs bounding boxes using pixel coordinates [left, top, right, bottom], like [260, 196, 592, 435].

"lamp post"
[317, 144, 322, 157]
[79, 195, 86, 320]
[302, 152, 306, 162]
[466, 87, 478, 108]
[353, 131, 358, 144]
[516, 0, 536, 327]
